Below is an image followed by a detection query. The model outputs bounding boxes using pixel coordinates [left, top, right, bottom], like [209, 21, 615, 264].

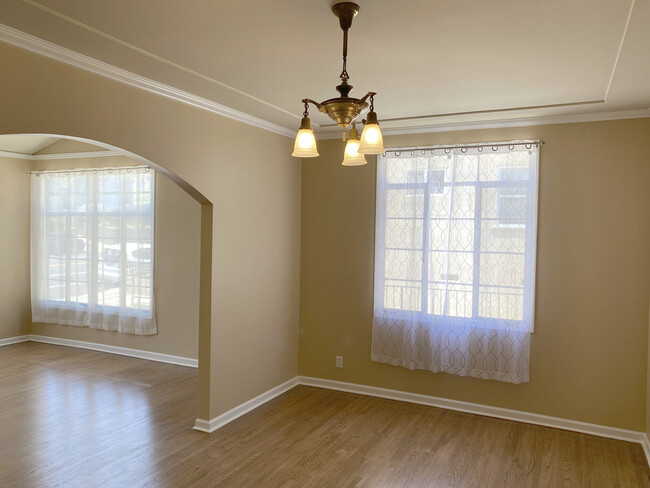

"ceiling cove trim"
[0, 149, 121, 160]
[1, 24, 648, 140]
[0, 23, 295, 139]
[318, 108, 650, 139]
[0, 150, 33, 160]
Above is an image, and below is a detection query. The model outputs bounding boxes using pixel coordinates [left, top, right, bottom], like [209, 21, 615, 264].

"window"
[372, 142, 539, 383]
[30, 166, 156, 335]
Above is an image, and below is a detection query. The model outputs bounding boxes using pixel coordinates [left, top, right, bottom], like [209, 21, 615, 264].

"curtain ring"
[492, 146, 498, 151]
[478, 147, 483, 152]
[381, 152, 386, 157]
[421, 150, 426, 156]
[108, 169, 113, 174]
[508, 145, 514, 150]
[93, 169, 98, 174]
[411, 150, 415, 156]
[65, 171, 70, 176]
[145, 167, 151, 172]
[395, 151, 401, 157]
[461, 147, 467, 153]
[525, 143, 532, 149]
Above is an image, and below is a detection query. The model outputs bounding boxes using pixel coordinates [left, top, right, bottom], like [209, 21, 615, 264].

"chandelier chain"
[340, 29, 350, 83]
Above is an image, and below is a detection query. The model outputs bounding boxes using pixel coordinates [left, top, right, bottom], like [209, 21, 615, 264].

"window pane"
[375, 146, 538, 329]
[34, 168, 154, 318]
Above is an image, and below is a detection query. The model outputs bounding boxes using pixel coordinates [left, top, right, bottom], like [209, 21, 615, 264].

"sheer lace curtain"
[372, 142, 540, 383]
[31, 166, 156, 335]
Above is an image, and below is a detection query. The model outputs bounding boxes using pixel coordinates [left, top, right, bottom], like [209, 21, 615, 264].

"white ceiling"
[0, 0, 648, 136]
[0, 134, 60, 154]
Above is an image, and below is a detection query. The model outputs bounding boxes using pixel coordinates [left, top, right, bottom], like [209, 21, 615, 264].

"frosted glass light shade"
[342, 137, 367, 166]
[358, 110, 384, 154]
[291, 129, 319, 157]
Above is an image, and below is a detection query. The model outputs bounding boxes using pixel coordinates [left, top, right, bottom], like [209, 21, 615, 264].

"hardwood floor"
[1, 342, 648, 487]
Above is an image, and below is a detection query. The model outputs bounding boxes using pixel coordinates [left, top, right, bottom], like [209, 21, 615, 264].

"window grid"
[378, 151, 534, 326]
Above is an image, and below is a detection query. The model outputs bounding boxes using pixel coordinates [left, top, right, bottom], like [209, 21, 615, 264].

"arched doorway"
[0, 133, 213, 423]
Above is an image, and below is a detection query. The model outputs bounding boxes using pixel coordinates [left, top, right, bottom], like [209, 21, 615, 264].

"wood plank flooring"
[1, 342, 648, 487]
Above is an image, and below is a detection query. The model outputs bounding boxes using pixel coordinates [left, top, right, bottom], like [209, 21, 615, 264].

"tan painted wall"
[647, 301, 650, 437]
[0, 156, 32, 339]
[299, 119, 650, 431]
[0, 42, 301, 421]
[29, 155, 201, 360]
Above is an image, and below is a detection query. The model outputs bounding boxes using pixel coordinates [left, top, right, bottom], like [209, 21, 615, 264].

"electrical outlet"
[336, 356, 343, 368]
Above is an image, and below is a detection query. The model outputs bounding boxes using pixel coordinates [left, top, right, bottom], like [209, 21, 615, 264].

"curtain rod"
[383, 140, 544, 154]
[27, 165, 151, 176]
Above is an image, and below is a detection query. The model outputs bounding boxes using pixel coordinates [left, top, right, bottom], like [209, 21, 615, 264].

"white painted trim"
[3, 25, 650, 140]
[0, 149, 121, 160]
[33, 150, 121, 160]
[642, 434, 650, 469]
[297, 376, 647, 445]
[28, 334, 198, 368]
[0, 24, 295, 138]
[319, 108, 650, 139]
[193, 377, 300, 433]
[0, 150, 34, 160]
[0, 335, 31, 346]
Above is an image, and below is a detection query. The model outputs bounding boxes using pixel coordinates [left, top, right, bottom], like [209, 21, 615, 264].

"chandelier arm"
[357, 91, 376, 105]
[302, 98, 324, 111]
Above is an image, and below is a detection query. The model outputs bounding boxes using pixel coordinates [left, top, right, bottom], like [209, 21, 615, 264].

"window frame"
[37, 169, 155, 318]
[374, 147, 539, 332]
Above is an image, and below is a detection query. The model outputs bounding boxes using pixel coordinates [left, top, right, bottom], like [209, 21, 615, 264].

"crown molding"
[317, 108, 650, 139]
[0, 150, 33, 160]
[33, 150, 120, 160]
[0, 23, 295, 138]
[2, 24, 649, 141]
[0, 149, 121, 160]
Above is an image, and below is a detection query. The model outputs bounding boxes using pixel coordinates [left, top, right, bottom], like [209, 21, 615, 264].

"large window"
[30, 166, 156, 335]
[372, 142, 539, 383]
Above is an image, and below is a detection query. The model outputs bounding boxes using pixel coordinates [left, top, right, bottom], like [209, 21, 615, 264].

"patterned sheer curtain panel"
[372, 142, 540, 383]
[31, 166, 156, 335]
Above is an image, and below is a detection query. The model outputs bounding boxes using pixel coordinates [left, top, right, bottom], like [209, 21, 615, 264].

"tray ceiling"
[0, 0, 648, 136]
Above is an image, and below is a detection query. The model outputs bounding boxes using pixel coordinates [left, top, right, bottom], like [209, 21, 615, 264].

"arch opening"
[0, 132, 213, 422]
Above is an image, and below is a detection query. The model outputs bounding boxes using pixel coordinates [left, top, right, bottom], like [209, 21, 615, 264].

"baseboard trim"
[0, 335, 31, 346]
[28, 334, 198, 368]
[193, 377, 300, 433]
[297, 376, 647, 445]
[642, 434, 650, 468]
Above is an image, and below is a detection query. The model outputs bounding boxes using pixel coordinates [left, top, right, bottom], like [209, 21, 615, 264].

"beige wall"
[299, 118, 650, 431]
[29, 154, 201, 359]
[0, 42, 302, 421]
[0, 156, 31, 339]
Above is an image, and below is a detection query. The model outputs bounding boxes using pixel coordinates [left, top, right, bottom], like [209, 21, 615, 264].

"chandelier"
[291, 2, 384, 165]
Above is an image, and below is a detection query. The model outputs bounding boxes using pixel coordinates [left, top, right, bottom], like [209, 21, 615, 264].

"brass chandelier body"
[304, 3, 372, 129]
[291, 2, 385, 162]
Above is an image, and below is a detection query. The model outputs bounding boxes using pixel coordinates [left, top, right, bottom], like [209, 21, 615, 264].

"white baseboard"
[28, 334, 198, 368]
[642, 434, 650, 468]
[297, 376, 647, 446]
[193, 377, 300, 433]
[0, 335, 31, 346]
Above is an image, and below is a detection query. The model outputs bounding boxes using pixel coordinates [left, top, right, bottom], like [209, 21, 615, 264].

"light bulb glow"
[298, 131, 314, 148]
[358, 123, 385, 155]
[346, 140, 360, 156]
[342, 137, 367, 166]
[292, 128, 319, 158]
[365, 127, 379, 144]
